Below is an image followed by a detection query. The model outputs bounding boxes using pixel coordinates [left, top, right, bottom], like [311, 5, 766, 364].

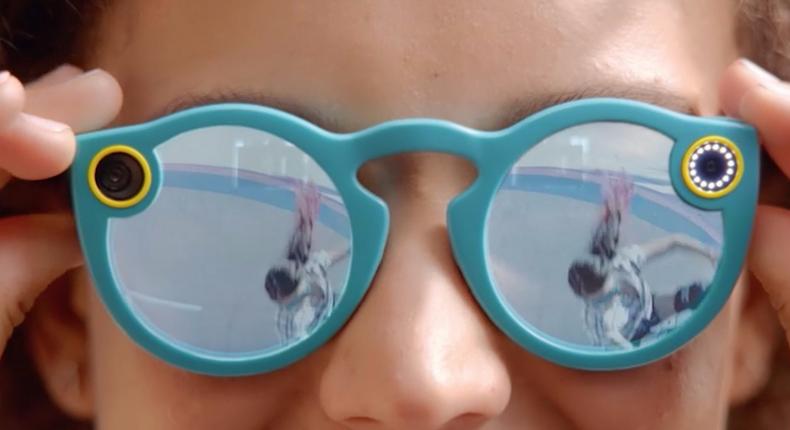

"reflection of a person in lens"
[567, 173, 719, 349]
[264, 182, 348, 343]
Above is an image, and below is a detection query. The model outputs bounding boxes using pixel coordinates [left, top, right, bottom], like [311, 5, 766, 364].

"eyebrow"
[495, 85, 695, 130]
[150, 84, 695, 132]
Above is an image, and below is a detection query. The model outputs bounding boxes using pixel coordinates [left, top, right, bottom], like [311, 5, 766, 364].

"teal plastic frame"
[71, 98, 760, 376]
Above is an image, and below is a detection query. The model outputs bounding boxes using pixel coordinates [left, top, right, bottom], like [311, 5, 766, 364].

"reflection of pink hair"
[590, 171, 634, 260]
[602, 171, 634, 219]
[287, 182, 321, 264]
[298, 181, 321, 224]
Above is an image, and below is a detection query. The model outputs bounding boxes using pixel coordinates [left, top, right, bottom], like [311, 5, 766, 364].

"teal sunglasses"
[71, 98, 759, 376]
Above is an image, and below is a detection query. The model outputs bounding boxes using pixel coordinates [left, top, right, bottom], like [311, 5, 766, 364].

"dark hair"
[0, 2, 108, 82]
[1, 1, 790, 429]
[568, 258, 607, 297]
[265, 265, 299, 301]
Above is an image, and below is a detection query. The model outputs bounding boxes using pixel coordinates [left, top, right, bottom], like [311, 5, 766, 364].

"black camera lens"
[95, 152, 145, 201]
[697, 151, 726, 181]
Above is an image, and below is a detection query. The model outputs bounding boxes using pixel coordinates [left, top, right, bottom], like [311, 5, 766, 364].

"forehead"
[92, 0, 736, 129]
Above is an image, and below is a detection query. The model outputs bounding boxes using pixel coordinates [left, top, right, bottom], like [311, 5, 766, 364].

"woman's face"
[45, 0, 768, 428]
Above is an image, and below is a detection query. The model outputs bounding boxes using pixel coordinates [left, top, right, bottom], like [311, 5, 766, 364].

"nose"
[319, 162, 511, 429]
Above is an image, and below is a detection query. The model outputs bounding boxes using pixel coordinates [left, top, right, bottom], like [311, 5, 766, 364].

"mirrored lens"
[487, 122, 722, 350]
[108, 126, 352, 358]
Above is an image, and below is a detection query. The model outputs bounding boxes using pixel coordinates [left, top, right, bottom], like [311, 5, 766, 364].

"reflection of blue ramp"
[502, 167, 722, 246]
[161, 164, 351, 238]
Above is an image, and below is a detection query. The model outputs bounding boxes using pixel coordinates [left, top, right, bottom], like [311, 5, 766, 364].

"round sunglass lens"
[106, 126, 353, 359]
[486, 122, 724, 354]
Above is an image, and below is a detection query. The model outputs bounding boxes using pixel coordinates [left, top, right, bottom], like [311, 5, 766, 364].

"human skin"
[3, 0, 790, 429]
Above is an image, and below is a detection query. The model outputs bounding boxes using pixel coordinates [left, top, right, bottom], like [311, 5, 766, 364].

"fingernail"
[72, 68, 104, 81]
[21, 113, 71, 133]
[739, 58, 780, 85]
[36, 64, 82, 83]
[763, 80, 790, 97]
[739, 83, 790, 119]
[0, 71, 10, 85]
[83, 68, 103, 76]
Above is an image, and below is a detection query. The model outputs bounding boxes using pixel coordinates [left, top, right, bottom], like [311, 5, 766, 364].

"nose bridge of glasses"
[356, 151, 479, 214]
[346, 120, 488, 214]
[345, 118, 488, 166]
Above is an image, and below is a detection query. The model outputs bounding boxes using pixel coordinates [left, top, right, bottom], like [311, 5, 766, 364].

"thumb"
[0, 213, 83, 351]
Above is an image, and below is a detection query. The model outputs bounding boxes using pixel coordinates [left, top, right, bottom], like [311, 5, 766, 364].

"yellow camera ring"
[88, 145, 152, 208]
[681, 136, 744, 199]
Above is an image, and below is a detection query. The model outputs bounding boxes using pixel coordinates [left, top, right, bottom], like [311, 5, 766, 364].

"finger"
[748, 205, 790, 340]
[0, 68, 124, 180]
[0, 213, 83, 346]
[25, 68, 123, 132]
[718, 59, 780, 117]
[0, 71, 25, 128]
[0, 112, 75, 179]
[24, 64, 85, 90]
[0, 71, 72, 180]
[0, 72, 26, 184]
[719, 59, 790, 178]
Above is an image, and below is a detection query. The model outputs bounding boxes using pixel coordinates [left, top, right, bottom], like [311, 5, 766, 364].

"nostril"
[340, 411, 488, 430]
[446, 413, 488, 429]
